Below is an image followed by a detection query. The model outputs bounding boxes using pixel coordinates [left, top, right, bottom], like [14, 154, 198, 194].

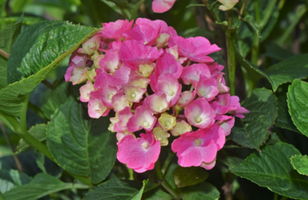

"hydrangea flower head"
[65, 18, 249, 173]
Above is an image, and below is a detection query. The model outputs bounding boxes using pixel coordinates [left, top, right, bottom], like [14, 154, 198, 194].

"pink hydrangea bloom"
[117, 133, 161, 173]
[65, 18, 249, 173]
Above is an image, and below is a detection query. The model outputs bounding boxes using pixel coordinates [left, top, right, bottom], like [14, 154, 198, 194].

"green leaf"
[237, 52, 308, 92]
[243, 15, 261, 38]
[83, 179, 145, 200]
[0, 170, 31, 193]
[235, 46, 267, 82]
[7, 21, 97, 83]
[46, 98, 117, 184]
[35, 151, 47, 174]
[0, 21, 97, 119]
[3, 173, 88, 200]
[275, 95, 299, 133]
[144, 189, 173, 200]
[164, 162, 178, 189]
[131, 180, 148, 200]
[287, 79, 308, 137]
[229, 88, 277, 150]
[16, 124, 47, 154]
[101, 0, 144, 20]
[291, 155, 308, 176]
[181, 182, 220, 200]
[174, 166, 208, 188]
[0, 19, 22, 88]
[265, 54, 308, 91]
[40, 82, 70, 119]
[231, 142, 308, 200]
[263, 43, 294, 61]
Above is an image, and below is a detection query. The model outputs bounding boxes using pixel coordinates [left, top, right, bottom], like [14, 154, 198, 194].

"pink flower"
[185, 98, 215, 129]
[155, 53, 183, 79]
[98, 49, 120, 74]
[77, 34, 100, 55]
[123, 18, 165, 45]
[216, 115, 235, 136]
[171, 124, 225, 169]
[127, 106, 157, 132]
[110, 107, 133, 132]
[117, 132, 161, 173]
[80, 80, 94, 102]
[228, 96, 250, 118]
[196, 76, 219, 101]
[176, 91, 196, 107]
[152, 0, 176, 13]
[100, 19, 133, 40]
[169, 36, 221, 63]
[181, 63, 211, 87]
[155, 73, 181, 106]
[145, 93, 169, 114]
[87, 97, 110, 118]
[119, 40, 163, 69]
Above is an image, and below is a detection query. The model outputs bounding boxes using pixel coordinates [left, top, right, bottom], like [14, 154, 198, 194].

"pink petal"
[152, 0, 176, 13]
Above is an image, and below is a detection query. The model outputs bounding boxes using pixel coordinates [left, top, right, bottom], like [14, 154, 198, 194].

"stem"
[20, 94, 30, 134]
[41, 80, 54, 90]
[161, 151, 174, 175]
[258, 0, 277, 30]
[251, 34, 259, 65]
[28, 102, 49, 121]
[239, 0, 247, 16]
[251, 0, 260, 66]
[276, 5, 307, 46]
[273, 193, 278, 200]
[0, 48, 9, 59]
[155, 160, 179, 200]
[226, 11, 236, 95]
[128, 167, 134, 180]
[0, 121, 23, 172]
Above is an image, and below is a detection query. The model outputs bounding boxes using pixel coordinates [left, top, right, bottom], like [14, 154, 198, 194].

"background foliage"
[0, 0, 308, 199]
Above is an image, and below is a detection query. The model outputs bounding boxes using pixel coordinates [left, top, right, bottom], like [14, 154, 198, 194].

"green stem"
[0, 48, 9, 59]
[161, 150, 174, 175]
[155, 160, 179, 200]
[0, 121, 23, 171]
[239, 0, 247, 16]
[226, 11, 236, 95]
[251, 0, 260, 66]
[20, 131, 53, 160]
[128, 167, 134, 180]
[273, 193, 278, 200]
[28, 102, 48, 121]
[276, 5, 307, 46]
[258, 0, 277, 30]
[251, 33, 259, 66]
[20, 94, 30, 134]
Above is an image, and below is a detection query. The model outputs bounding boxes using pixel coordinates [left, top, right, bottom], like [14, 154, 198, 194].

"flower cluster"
[65, 18, 249, 173]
